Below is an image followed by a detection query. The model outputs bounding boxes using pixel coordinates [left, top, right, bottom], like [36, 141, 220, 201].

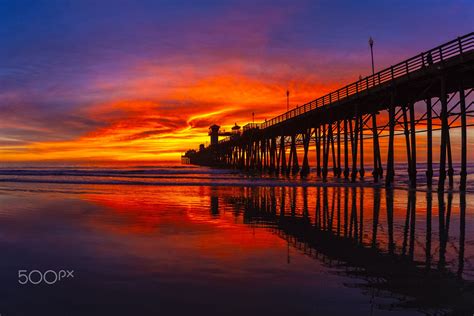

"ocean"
[0, 162, 473, 315]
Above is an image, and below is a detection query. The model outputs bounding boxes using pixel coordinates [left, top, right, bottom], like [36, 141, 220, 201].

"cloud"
[1, 0, 473, 161]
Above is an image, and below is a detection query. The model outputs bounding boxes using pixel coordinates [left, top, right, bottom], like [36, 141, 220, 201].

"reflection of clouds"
[79, 185, 284, 257]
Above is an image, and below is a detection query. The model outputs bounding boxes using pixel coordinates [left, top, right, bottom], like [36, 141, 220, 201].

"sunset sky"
[1, 0, 473, 162]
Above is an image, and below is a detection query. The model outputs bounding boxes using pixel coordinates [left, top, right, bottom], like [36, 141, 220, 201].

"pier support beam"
[290, 134, 299, 175]
[371, 113, 380, 182]
[438, 77, 448, 191]
[322, 124, 328, 180]
[386, 94, 395, 187]
[315, 127, 321, 177]
[426, 98, 433, 188]
[301, 129, 311, 177]
[460, 87, 467, 191]
[269, 137, 276, 173]
[359, 115, 365, 178]
[343, 119, 350, 179]
[275, 137, 281, 175]
[409, 102, 417, 187]
[248, 142, 253, 170]
[447, 128, 454, 190]
[336, 120, 342, 177]
[279, 135, 286, 175]
[330, 123, 337, 177]
[350, 118, 359, 182]
[402, 104, 412, 182]
[265, 138, 270, 172]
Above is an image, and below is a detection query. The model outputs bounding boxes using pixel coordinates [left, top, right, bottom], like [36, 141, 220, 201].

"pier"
[183, 32, 474, 190]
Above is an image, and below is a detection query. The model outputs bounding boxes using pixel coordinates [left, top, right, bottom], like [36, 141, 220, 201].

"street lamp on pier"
[369, 36, 375, 75]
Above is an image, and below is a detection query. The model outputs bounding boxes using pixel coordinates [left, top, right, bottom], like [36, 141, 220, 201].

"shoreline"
[1, 178, 473, 194]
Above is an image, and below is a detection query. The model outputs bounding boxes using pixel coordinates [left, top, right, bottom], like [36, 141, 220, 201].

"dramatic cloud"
[0, 0, 472, 161]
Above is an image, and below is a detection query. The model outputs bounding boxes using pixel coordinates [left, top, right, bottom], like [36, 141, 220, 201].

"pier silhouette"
[184, 32, 474, 191]
[217, 186, 473, 314]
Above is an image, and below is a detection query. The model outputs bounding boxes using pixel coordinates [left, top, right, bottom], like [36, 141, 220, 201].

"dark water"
[0, 163, 473, 315]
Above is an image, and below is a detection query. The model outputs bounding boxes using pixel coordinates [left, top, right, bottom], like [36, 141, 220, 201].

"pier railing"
[243, 123, 261, 132]
[259, 32, 474, 129]
[218, 136, 231, 144]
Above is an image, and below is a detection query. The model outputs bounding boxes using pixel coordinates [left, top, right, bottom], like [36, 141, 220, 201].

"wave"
[0, 168, 236, 177]
[0, 177, 381, 188]
[3, 162, 474, 176]
[0, 172, 242, 181]
[2, 164, 474, 192]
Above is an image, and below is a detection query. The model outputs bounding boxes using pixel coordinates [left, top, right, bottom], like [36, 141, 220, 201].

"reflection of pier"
[185, 33, 474, 191]
[223, 187, 472, 314]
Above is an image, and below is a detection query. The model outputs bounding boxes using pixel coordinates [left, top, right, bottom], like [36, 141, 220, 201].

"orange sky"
[1, 1, 472, 162]
[2, 64, 473, 163]
[0, 63, 347, 161]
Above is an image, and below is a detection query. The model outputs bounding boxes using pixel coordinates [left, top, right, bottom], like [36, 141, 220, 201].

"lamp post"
[369, 36, 375, 75]
[286, 90, 289, 112]
[252, 112, 255, 124]
[368, 36, 382, 179]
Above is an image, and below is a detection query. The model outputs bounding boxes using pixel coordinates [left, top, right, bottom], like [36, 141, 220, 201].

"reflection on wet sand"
[222, 186, 473, 314]
[1, 182, 473, 315]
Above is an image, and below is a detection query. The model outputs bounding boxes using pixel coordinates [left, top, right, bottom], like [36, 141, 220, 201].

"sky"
[0, 0, 473, 162]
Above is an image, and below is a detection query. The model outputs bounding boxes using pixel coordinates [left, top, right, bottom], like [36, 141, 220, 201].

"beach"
[0, 163, 472, 315]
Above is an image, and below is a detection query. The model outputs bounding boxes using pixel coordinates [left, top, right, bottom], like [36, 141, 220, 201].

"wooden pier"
[184, 33, 474, 190]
